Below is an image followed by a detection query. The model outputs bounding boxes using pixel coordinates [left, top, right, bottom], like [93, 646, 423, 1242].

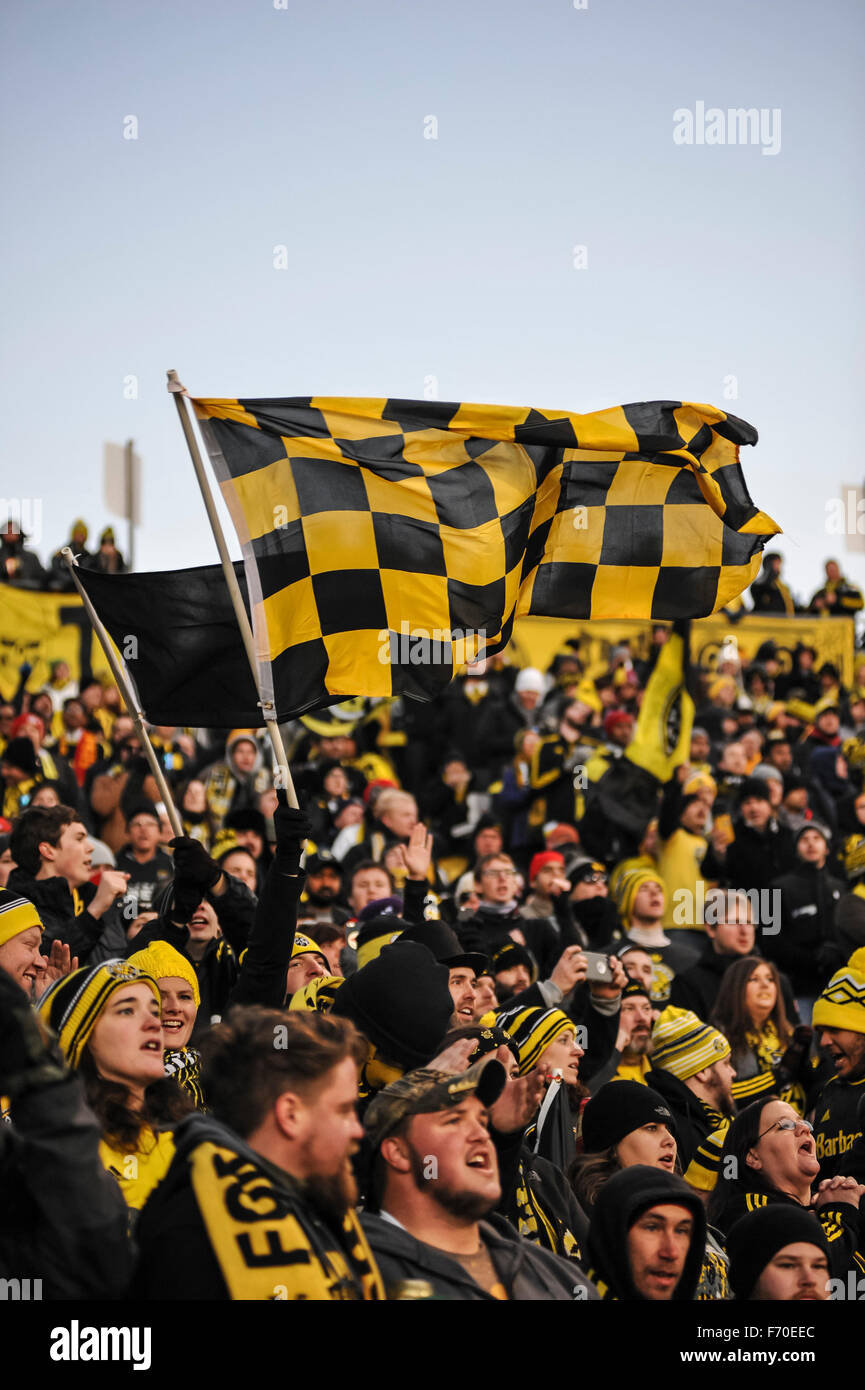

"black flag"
[76, 563, 262, 727]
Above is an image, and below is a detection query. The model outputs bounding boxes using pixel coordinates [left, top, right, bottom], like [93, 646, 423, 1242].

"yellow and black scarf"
[512, 1157, 581, 1262]
[188, 1139, 385, 1300]
[164, 1047, 205, 1108]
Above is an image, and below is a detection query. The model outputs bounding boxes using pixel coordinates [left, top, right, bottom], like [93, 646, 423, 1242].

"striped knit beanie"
[812, 948, 865, 1034]
[129, 940, 200, 1008]
[37, 958, 161, 1067]
[0, 889, 43, 948]
[496, 1006, 575, 1076]
[613, 866, 664, 927]
[651, 1006, 731, 1081]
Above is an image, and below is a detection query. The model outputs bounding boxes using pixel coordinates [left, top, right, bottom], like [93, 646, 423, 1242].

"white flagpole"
[166, 369, 299, 808]
[61, 549, 184, 836]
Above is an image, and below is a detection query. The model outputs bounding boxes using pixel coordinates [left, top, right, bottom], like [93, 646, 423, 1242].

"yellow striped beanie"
[128, 941, 201, 1009]
[812, 948, 865, 1034]
[651, 1006, 731, 1081]
[0, 889, 43, 948]
[37, 958, 161, 1067]
[614, 867, 665, 928]
[496, 1006, 575, 1076]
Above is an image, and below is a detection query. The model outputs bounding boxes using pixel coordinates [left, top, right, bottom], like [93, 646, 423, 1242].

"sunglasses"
[756, 1117, 813, 1142]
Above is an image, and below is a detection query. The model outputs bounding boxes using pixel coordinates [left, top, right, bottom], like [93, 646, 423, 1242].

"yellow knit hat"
[0, 890, 43, 948]
[614, 866, 665, 927]
[291, 931, 327, 962]
[812, 948, 865, 1035]
[651, 1006, 731, 1080]
[682, 770, 717, 799]
[37, 959, 161, 1068]
[129, 941, 201, 1009]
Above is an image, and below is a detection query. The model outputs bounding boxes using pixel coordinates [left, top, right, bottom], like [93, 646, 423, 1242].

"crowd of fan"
[1, 543, 865, 1301]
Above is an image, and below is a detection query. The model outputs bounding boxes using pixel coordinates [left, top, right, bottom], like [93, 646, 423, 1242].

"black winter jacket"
[7, 866, 127, 963]
[764, 862, 844, 995]
[723, 820, 796, 894]
[0, 971, 133, 1298]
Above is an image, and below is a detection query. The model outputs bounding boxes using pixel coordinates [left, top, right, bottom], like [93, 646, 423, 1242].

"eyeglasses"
[756, 1117, 814, 1142]
[482, 868, 517, 879]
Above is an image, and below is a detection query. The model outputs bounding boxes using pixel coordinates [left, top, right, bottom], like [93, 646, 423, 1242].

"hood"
[225, 729, 264, 779]
[586, 1166, 706, 1301]
[644, 1066, 709, 1122]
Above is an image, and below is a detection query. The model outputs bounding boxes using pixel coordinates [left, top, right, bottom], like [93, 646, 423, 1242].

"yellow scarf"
[189, 1140, 385, 1301]
[100, 1127, 176, 1210]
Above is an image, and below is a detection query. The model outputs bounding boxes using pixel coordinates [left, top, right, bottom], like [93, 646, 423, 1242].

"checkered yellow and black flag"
[192, 395, 779, 717]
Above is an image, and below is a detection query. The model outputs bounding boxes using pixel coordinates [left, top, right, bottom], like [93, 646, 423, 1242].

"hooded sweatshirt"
[585, 1165, 706, 1300]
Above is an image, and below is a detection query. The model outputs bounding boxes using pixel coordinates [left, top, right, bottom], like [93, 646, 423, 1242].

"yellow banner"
[509, 614, 857, 686]
[1, 589, 855, 706]
[0, 590, 106, 700]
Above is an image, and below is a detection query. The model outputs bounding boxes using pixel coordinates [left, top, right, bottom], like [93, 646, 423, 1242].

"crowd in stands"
[1, 518, 865, 1302]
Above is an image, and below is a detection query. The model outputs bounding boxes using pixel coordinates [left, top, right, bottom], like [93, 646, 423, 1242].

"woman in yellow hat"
[38, 958, 191, 1212]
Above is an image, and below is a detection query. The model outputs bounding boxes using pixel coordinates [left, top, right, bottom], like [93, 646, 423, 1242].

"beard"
[303, 1158, 358, 1224]
[307, 886, 339, 906]
[408, 1148, 496, 1221]
[625, 1030, 652, 1059]
[712, 1086, 735, 1119]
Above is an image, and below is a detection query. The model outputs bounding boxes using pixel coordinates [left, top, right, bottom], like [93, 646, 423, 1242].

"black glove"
[169, 836, 223, 892]
[777, 1024, 814, 1085]
[273, 801, 311, 875]
[0, 969, 67, 1098]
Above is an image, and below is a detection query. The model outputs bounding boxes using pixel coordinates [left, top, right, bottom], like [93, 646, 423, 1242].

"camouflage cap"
[364, 1058, 507, 1152]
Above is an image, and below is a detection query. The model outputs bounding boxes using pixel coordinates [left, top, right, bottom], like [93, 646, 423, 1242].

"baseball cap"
[364, 1058, 507, 1151]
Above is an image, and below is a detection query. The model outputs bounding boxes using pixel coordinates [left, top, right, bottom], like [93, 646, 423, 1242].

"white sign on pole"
[103, 442, 141, 521]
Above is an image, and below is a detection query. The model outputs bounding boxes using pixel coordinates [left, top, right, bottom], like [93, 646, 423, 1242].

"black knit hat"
[726, 1206, 831, 1300]
[1, 737, 38, 776]
[125, 800, 161, 827]
[223, 808, 267, 836]
[399, 920, 488, 976]
[304, 849, 341, 876]
[738, 776, 772, 806]
[581, 1081, 674, 1153]
[621, 979, 652, 1004]
[330, 941, 453, 1069]
[491, 941, 537, 982]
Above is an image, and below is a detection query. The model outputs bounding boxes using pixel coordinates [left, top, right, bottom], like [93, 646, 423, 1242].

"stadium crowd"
[1, 517, 865, 1302]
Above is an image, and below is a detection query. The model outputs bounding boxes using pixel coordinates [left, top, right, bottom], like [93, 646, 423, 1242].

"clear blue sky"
[2, 0, 863, 606]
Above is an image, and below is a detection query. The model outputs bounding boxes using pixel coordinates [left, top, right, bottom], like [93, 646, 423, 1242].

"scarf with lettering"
[188, 1138, 385, 1300]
